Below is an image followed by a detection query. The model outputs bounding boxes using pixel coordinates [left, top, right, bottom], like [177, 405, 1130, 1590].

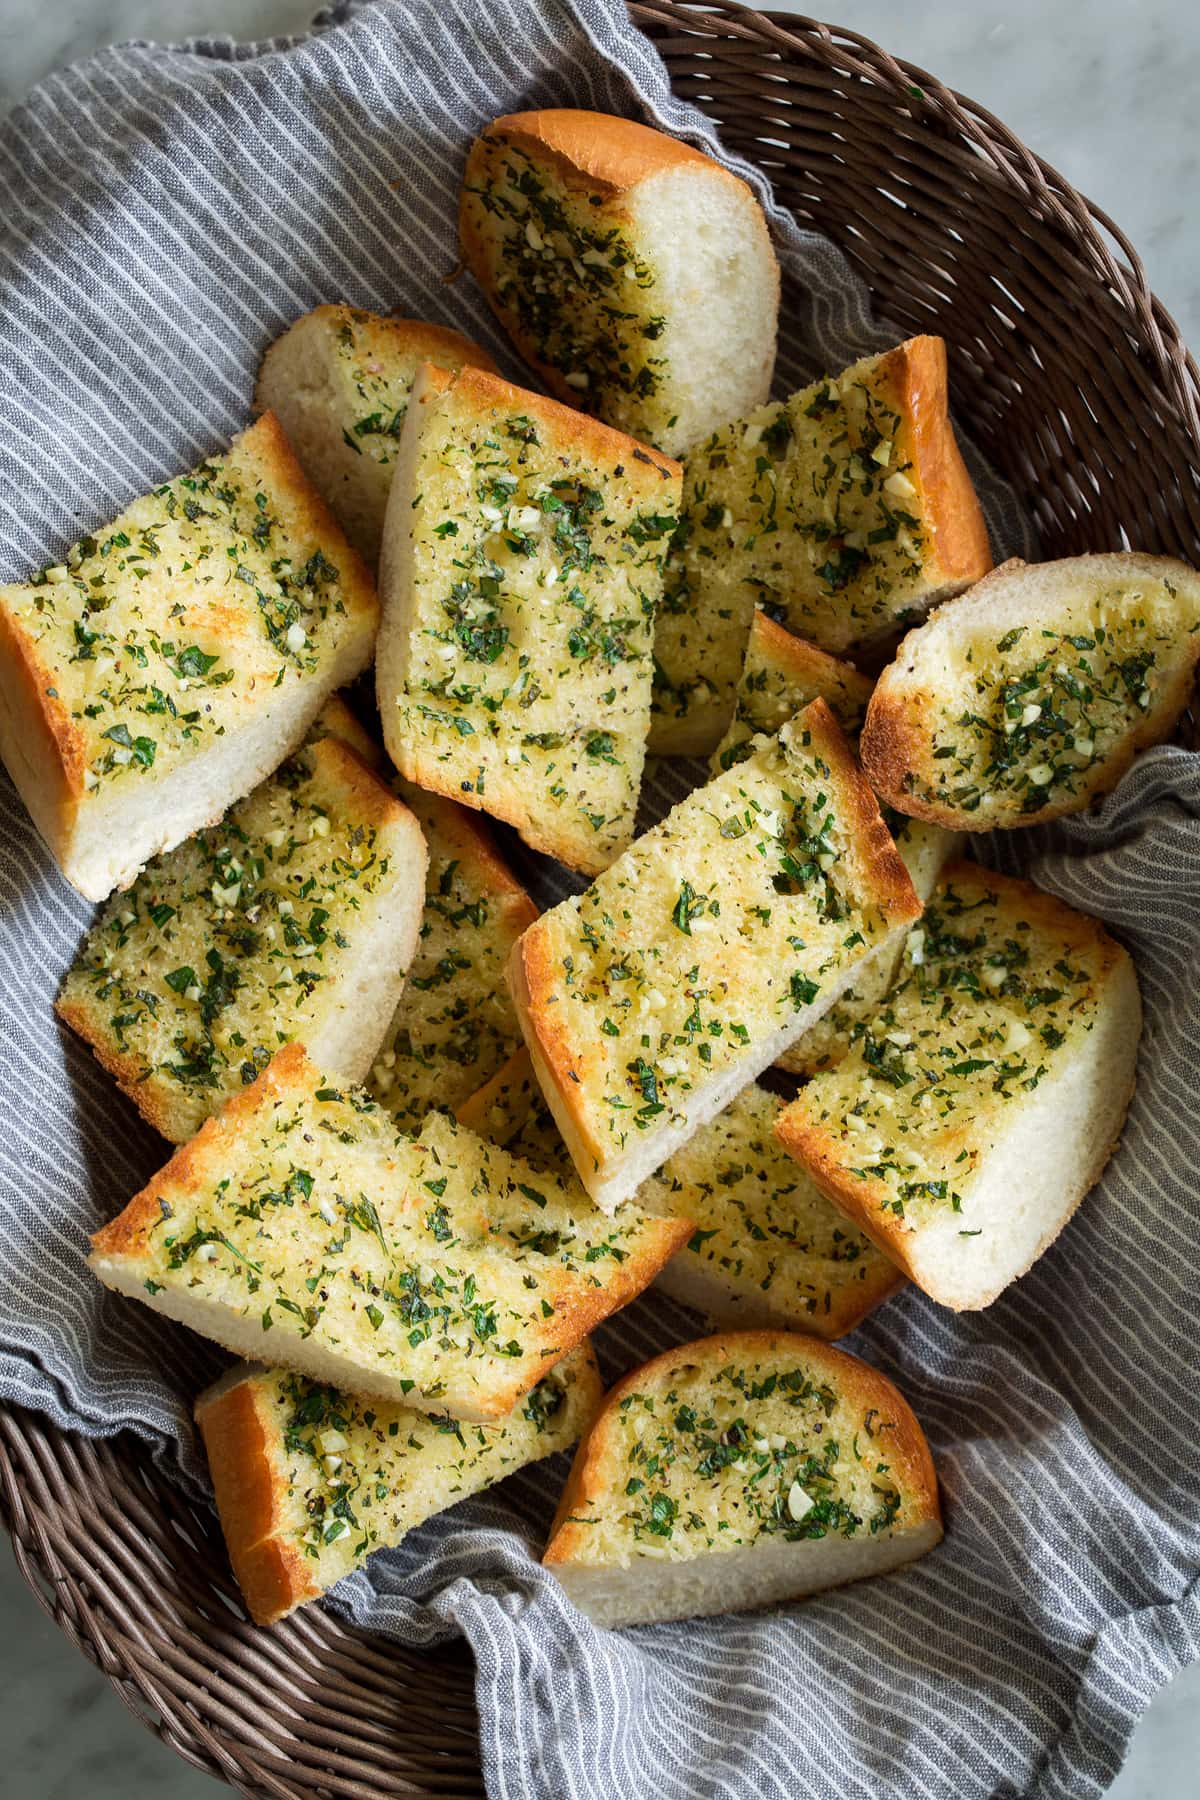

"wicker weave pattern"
[3, 4, 1198, 1794]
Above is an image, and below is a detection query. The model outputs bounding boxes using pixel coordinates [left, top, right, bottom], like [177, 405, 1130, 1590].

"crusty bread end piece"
[543, 1330, 941, 1628]
[861, 553, 1200, 829]
[460, 109, 779, 457]
[0, 413, 378, 900]
[377, 362, 680, 873]
[509, 699, 922, 1213]
[57, 735, 426, 1142]
[90, 1044, 690, 1420]
[255, 304, 498, 564]
[776, 861, 1142, 1310]
[651, 335, 991, 755]
[196, 1344, 601, 1625]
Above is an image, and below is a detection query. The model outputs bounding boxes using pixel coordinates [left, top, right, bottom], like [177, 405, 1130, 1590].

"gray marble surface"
[0, 1, 1196, 1795]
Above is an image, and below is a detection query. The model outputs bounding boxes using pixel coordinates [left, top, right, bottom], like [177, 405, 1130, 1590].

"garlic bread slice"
[377, 363, 680, 873]
[777, 862, 1141, 1310]
[543, 1331, 941, 1628]
[651, 336, 991, 755]
[509, 699, 922, 1213]
[196, 1343, 600, 1624]
[90, 1044, 689, 1420]
[58, 736, 426, 1142]
[862, 552, 1200, 828]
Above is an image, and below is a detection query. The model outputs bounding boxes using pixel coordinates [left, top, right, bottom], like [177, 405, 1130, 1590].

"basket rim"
[6, 3, 1200, 1797]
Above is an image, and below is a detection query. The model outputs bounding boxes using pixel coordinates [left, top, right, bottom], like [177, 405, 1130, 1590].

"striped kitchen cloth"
[0, 3, 1195, 1798]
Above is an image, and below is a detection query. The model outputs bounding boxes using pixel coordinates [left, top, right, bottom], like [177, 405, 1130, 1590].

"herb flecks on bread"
[0, 413, 378, 900]
[196, 1344, 600, 1624]
[460, 109, 779, 457]
[366, 785, 537, 1132]
[509, 699, 922, 1213]
[57, 736, 426, 1142]
[704, 611, 960, 1077]
[377, 363, 680, 874]
[862, 553, 1200, 829]
[777, 863, 1141, 1310]
[543, 1331, 941, 1628]
[89, 1044, 689, 1420]
[255, 305, 498, 564]
[462, 1052, 903, 1339]
[651, 336, 991, 754]
[711, 610, 874, 776]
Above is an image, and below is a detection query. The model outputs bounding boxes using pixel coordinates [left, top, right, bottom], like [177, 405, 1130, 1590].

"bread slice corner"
[542, 1329, 941, 1628]
[255, 303, 498, 563]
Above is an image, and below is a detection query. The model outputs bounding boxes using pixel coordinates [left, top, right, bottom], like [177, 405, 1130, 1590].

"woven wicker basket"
[3, 3, 1198, 1794]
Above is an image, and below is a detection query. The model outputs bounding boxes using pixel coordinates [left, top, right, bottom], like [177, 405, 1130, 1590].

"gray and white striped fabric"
[0, 3, 1194, 1796]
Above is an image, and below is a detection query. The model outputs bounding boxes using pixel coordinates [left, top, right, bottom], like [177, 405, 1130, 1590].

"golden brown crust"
[544, 1329, 941, 1564]
[859, 555, 1023, 825]
[471, 110, 729, 200]
[883, 337, 992, 589]
[401, 783, 539, 915]
[194, 1377, 319, 1626]
[441, 364, 680, 489]
[798, 698, 923, 924]
[54, 993, 181, 1139]
[508, 932, 607, 1174]
[751, 613, 875, 718]
[399, 745, 618, 876]
[453, 1046, 535, 1142]
[311, 694, 384, 769]
[0, 597, 87, 828]
[305, 733, 416, 836]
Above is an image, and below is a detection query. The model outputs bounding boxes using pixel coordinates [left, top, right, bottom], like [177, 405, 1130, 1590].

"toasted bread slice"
[89, 1044, 690, 1420]
[650, 337, 992, 754]
[710, 610, 875, 776]
[0, 414, 378, 900]
[377, 363, 680, 873]
[459, 110, 779, 458]
[776, 862, 1141, 1311]
[861, 553, 1200, 829]
[543, 1330, 941, 1628]
[196, 1343, 600, 1625]
[706, 613, 961, 1076]
[255, 305, 498, 564]
[365, 785, 538, 1132]
[57, 737, 426, 1143]
[462, 1051, 903, 1339]
[509, 699, 922, 1213]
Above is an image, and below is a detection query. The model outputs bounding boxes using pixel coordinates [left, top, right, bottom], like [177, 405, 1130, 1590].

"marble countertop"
[0, 2, 1196, 1796]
